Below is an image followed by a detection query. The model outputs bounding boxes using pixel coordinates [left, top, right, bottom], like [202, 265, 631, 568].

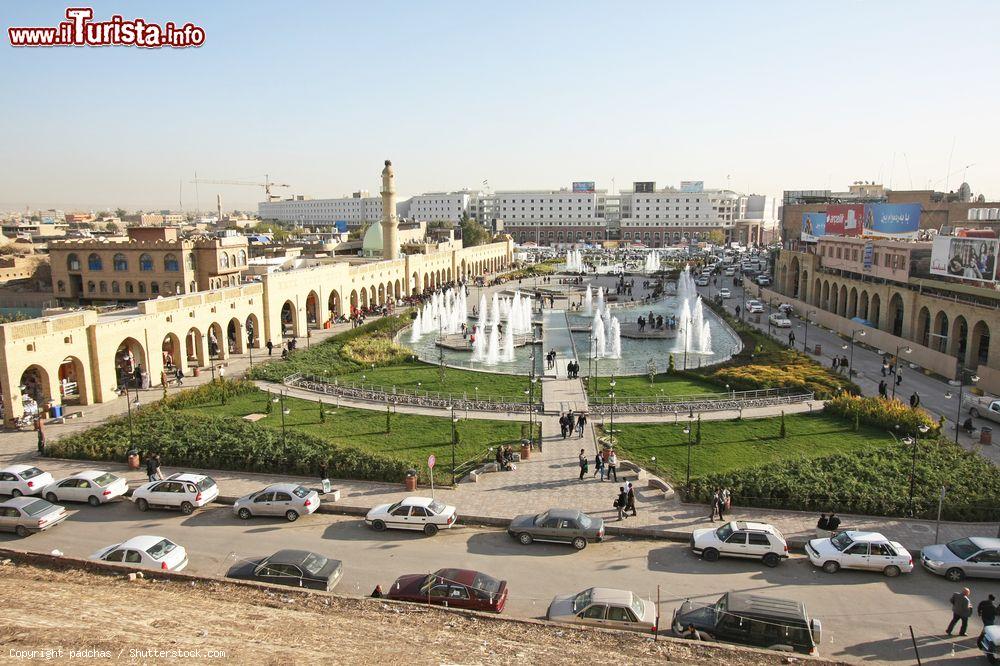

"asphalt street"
[2, 499, 995, 664]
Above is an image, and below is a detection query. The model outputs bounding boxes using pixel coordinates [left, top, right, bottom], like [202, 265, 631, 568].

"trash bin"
[981, 426, 993, 446]
[49, 405, 63, 418]
[814, 344, 822, 356]
[404, 469, 418, 492]
[127, 448, 140, 470]
[520, 439, 531, 460]
[192, 366, 200, 377]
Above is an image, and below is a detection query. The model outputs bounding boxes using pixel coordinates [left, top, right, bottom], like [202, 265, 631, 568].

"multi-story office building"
[259, 192, 383, 228]
[405, 191, 478, 223]
[48, 226, 248, 303]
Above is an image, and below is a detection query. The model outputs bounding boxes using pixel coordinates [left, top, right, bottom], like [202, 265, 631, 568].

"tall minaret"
[380, 159, 399, 260]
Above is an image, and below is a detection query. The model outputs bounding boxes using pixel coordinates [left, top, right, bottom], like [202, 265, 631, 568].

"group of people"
[562, 411, 587, 439]
[545, 350, 558, 369]
[495, 445, 517, 472]
[816, 512, 842, 533]
[709, 488, 731, 522]
[614, 482, 637, 520]
[144, 452, 164, 482]
[589, 447, 619, 481]
[637, 312, 675, 333]
[946, 587, 999, 640]
[566, 360, 580, 378]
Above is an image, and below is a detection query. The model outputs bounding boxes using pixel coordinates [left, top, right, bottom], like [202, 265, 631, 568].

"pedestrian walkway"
[540, 309, 576, 379]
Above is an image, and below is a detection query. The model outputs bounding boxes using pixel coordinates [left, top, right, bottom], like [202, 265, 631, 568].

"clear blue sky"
[2, 1, 998, 211]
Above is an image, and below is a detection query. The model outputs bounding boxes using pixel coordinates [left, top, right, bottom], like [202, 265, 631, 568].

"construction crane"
[189, 174, 291, 202]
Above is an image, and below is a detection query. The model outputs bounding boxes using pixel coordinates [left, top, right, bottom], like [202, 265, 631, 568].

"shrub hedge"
[687, 437, 1000, 522]
[824, 393, 939, 436]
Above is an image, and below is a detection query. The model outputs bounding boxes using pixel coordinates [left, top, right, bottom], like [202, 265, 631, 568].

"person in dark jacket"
[910, 392, 921, 408]
[827, 513, 841, 532]
[625, 482, 637, 517]
[144, 453, 159, 482]
[578, 449, 588, 481]
[817, 513, 830, 530]
[978, 594, 997, 638]
[947, 587, 973, 636]
[616, 486, 628, 521]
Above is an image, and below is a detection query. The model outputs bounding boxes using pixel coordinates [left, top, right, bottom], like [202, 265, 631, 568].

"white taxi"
[806, 531, 913, 577]
[365, 496, 457, 536]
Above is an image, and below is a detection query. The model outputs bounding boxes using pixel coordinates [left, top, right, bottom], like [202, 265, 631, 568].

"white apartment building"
[406, 191, 477, 223]
[258, 192, 382, 227]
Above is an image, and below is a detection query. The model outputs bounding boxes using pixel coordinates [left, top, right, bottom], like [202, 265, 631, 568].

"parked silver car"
[507, 508, 604, 550]
[0, 497, 68, 537]
[547, 587, 658, 634]
[921, 537, 1000, 581]
[233, 483, 319, 522]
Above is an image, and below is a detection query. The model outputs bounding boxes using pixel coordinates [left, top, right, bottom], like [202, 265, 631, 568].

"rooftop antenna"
[903, 153, 914, 189]
[945, 136, 956, 192]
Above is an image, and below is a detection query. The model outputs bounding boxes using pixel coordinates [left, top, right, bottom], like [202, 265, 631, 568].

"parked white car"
[0, 465, 54, 497]
[233, 483, 319, 522]
[695, 276, 710, 286]
[745, 300, 765, 313]
[756, 275, 771, 286]
[691, 521, 789, 567]
[768, 313, 792, 328]
[724, 268, 736, 276]
[718, 288, 732, 299]
[547, 587, 658, 634]
[42, 470, 128, 506]
[131, 473, 219, 515]
[365, 496, 457, 536]
[91, 535, 189, 572]
[806, 531, 913, 576]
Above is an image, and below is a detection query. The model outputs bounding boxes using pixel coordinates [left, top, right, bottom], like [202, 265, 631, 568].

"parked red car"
[386, 567, 508, 613]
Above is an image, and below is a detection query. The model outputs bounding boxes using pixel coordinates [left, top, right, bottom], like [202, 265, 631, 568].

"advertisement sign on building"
[862, 240, 874, 271]
[930, 235, 998, 282]
[800, 212, 827, 243]
[825, 204, 864, 237]
[862, 203, 921, 239]
[680, 181, 704, 193]
[572, 181, 596, 193]
[633, 181, 655, 193]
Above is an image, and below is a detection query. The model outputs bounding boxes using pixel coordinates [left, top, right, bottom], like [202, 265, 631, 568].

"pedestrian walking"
[788, 330, 795, 347]
[878, 380, 888, 399]
[578, 449, 589, 481]
[910, 392, 921, 408]
[593, 452, 604, 480]
[896, 371, 903, 386]
[978, 594, 997, 639]
[35, 417, 46, 456]
[826, 512, 841, 532]
[567, 411, 576, 437]
[145, 452, 159, 482]
[266, 340, 273, 356]
[947, 587, 973, 636]
[716, 489, 727, 521]
[175, 367, 184, 386]
[606, 450, 618, 482]
[615, 486, 628, 521]
[722, 487, 731, 511]
[709, 489, 721, 522]
[560, 414, 569, 439]
[625, 482, 637, 517]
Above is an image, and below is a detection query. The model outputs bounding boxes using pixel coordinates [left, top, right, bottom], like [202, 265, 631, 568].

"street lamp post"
[945, 366, 980, 444]
[681, 319, 690, 370]
[905, 424, 931, 515]
[608, 378, 617, 446]
[845, 328, 867, 379]
[683, 424, 693, 488]
[451, 404, 458, 486]
[890, 343, 913, 401]
[803, 310, 816, 353]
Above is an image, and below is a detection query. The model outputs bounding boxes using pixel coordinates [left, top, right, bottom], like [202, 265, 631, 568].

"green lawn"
[325, 362, 532, 401]
[606, 412, 895, 483]
[585, 373, 722, 400]
[176, 388, 532, 482]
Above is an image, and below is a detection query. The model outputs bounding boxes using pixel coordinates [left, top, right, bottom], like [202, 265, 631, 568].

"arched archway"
[280, 300, 298, 338]
[57, 356, 87, 405]
[411, 271, 420, 295]
[328, 290, 342, 319]
[349, 289, 359, 313]
[185, 327, 205, 368]
[838, 285, 848, 317]
[208, 322, 226, 359]
[812, 277, 821, 306]
[393, 279, 401, 300]
[970, 320, 990, 368]
[847, 287, 858, 319]
[821, 281, 830, 311]
[869, 293, 881, 330]
[359, 288, 369, 310]
[932, 311, 949, 352]
[915, 306, 931, 348]
[305, 291, 320, 329]
[20, 364, 52, 407]
[116, 337, 147, 389]
[460, 259, 467, 281]
[377, 284, 385, 306]
[888, 293, 905, 337]
[161, 333, 182, 372]
[778, 264, 788, 295]
[245, 313, 260, 349]
[859, 290, 870, 321]
[950, 315, 969, 360]
[227, 317, 244, 354]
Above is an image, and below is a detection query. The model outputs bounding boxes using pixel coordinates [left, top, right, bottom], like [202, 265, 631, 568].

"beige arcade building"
[0, 161, 513, 424]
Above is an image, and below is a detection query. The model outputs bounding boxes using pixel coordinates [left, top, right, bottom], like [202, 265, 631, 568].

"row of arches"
[58, 279, 193, 296]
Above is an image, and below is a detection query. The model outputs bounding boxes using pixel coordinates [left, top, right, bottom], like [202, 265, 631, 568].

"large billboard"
[930, 236, 998, 282]
[862, 203, 921, 239]
[801, 212, 827, 243]
[826, 204, 863, 237]
[680, 180, 704, 193]
[634, 181, 655, 193]
[572, 181, 595, 193]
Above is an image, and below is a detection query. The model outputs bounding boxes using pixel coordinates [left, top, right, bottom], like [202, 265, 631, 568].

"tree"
[460, 213, 490, 247]
[115, 208, 127, 219]
[707, 230, 725, 245]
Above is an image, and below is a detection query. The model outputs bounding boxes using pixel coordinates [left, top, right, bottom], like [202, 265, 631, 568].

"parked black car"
[226, 549, 343, 591]
[672, 591, 821, 656]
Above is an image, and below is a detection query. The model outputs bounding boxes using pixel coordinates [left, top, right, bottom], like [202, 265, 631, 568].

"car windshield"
[629, 593, 646, 618]
[830, 532, 854, 551]
[578, 513, 593, 529]
[195, 476, 216, 492]
[947, 538, 981, 560]
[428, 500, 447, 515]
[572, 589, 593, 614]
[534, 511, 549, 526]
[301, 553, 329, 576]
[292, 486, 311, 499]
[386, 501, 402, 514]
[145, 539, 177, 560]
[715, 523, 734, 541]
[471, 573, 502, 596]
[20, 467, 44, 480]
[22, 499, 54, 516]
[93, 473, 118, 486]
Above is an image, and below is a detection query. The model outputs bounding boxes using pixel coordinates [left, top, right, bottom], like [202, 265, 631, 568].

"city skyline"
[3, 1, 998, 210]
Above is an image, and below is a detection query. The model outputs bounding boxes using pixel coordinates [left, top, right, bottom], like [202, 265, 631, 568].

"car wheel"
[285, 510, 299, 522]
[237, 508, 252, 520]
[572, 537, 587, 550]
[87, 496, 100, 507]
[45, 492, 57, 503]
[11, 489, 22, 498]
[970, 408, 981, 418]
[423, 523, 438, 536]
[15, 525, 29, 538]
[883, 565, 901, 578]
[945, 567, 965, 582]
[988, 654, 998, 665]
[762, 552, 781, 568]
[703, 548, 720, 562]
[518, 532, 533, 545]
[371, 519, 386, 532]
[180, 501, 194, 515]
[136, 498, 149, 512]
[822, 561, 840, 574]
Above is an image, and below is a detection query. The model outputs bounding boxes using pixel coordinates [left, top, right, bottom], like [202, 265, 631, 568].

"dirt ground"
[0, 559, 836, 665]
